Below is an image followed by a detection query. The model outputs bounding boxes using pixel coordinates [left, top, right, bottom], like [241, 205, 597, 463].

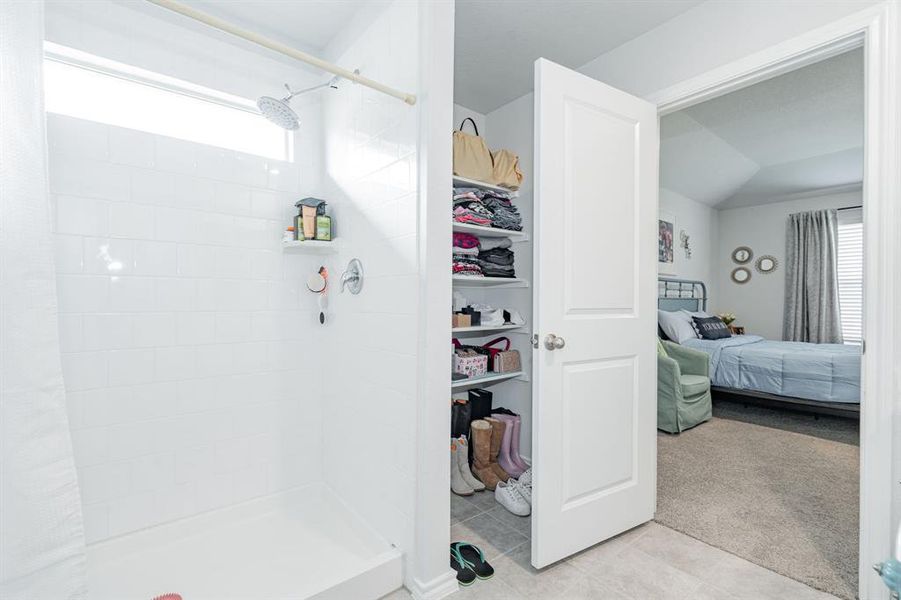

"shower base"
[86, 484, 402, 600]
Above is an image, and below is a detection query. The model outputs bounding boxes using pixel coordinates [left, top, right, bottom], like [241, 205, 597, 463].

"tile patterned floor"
[381, 493, 841, 600]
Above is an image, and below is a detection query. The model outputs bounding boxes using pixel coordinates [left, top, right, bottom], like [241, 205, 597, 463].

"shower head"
[258, 77, 342, 131]
[257, 95, 300, 131]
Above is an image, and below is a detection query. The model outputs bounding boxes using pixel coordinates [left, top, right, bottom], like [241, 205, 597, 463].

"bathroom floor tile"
[452, 513, 528, 560]
[485, 505, 531, 537]
[451, 493, 483, 524]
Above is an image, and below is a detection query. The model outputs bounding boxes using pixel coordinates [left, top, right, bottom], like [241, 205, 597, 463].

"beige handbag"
[453, 118, 494, 183]
[490, 149, 523, 191]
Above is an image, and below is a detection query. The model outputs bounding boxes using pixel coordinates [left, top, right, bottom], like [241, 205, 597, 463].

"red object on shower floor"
[152, 594, 182, 600]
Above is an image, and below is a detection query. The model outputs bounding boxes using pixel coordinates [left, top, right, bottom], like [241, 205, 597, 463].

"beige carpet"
[656, 401, 859, 599]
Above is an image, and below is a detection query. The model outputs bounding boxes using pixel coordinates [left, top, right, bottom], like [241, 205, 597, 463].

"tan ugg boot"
[484, 417, 511, 482]
[470, 420, 501, 490]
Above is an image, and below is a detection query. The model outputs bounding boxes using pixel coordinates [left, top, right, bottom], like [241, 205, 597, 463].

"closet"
[445, 58, 659, 577]
[449, 106, 535, 547]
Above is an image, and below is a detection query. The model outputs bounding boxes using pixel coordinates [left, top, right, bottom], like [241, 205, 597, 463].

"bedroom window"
[837, 207, 863, 345]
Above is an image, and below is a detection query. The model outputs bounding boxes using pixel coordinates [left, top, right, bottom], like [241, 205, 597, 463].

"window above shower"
[43, 43, 293, 162]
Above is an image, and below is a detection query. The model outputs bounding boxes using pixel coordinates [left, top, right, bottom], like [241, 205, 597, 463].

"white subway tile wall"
[50, 114, 326, 542]
[319, 0, 420, 556]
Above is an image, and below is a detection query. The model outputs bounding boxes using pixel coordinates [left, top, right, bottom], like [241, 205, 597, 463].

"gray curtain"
[783, 209, 843, 343]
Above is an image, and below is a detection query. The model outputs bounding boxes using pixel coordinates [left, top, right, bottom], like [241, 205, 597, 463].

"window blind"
[837, 207, 863, 345]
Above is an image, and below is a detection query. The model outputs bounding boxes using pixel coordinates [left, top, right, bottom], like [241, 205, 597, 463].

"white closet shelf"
[452, 222, 527, 241]
[282, 239, 340, 253]
[452, 324, 526, 336]
[451, 371, 525, 391]
[453, 175, 519, 198]
[452, 276, 529, 288]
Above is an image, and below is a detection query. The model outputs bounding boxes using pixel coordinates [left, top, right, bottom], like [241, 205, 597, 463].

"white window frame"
[43, 42, 293, 162]
[837, 206, 863, 345]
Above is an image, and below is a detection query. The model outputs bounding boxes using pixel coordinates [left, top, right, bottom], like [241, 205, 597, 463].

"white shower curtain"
[0, 1, 88, 598]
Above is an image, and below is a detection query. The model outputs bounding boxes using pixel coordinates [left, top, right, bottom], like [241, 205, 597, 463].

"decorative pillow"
[691, 316, 732, 340]
[657, 310, 698, 344]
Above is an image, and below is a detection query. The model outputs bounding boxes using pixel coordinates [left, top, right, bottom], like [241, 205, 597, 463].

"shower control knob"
[544, 334, 566, 350]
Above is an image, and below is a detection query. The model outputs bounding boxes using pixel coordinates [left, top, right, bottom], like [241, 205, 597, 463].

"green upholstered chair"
[657, 339, 712, 433]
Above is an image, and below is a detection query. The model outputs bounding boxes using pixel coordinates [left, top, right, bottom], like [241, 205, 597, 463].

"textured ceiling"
[454, 0, 703, 113]
[661, 48, 864, 208]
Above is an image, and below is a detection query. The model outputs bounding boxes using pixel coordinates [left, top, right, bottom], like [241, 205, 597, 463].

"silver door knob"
[544, 334, 566, 350]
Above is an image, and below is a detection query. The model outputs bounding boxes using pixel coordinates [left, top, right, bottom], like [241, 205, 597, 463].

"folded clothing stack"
[478, 246, 515, 278]
[453, 190, 492, 226]
[453, 232, 482, 277]
[482, 195, 522, 231]
[452, 187, 521, 231]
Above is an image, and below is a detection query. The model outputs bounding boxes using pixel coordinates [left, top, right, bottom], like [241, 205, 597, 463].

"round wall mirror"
[755, 255, 778, 274]
[731, 267, 751, 284]
[731, 246, 753, 264]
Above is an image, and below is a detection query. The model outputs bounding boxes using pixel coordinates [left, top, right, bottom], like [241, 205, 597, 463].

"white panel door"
[531, 58, 658, 568]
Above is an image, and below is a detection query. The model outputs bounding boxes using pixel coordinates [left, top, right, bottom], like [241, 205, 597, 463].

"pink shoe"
[510, 415, 529, 472]
[492, 413, 524, 478]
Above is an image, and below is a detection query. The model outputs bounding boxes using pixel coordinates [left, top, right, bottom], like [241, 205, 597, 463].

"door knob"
[544, 334, 566, 350]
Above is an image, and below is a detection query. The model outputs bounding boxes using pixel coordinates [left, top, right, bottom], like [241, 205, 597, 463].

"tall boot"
[451, 438, 474, 496]
[470, 420, 501, 490]
[455, 436, 485, 491]
[491, 413, 524, 478]
[484, 417, 511, 482]
[510, 415, 530, 473]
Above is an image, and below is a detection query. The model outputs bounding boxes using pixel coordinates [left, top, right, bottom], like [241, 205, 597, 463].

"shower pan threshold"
[86, 484, 403, 600]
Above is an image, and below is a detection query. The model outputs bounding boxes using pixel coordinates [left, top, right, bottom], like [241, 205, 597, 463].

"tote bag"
[453, 118, 494, 183]
[491, 149, 523, 190]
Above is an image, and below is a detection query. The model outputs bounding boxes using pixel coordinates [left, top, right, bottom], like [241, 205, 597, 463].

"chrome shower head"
[257, 95, 300, 131]
[258, 78, 342, 131]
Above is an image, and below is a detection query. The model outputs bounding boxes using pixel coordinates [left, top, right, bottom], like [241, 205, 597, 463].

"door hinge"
[861, 339, 866, 354]
[531, 334, 539, 349]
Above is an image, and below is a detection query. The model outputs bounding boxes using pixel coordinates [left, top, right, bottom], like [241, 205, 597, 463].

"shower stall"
[0, 0, 443, 598]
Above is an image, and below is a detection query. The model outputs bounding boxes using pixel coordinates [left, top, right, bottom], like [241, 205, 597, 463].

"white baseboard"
[407, 570, 459, 600]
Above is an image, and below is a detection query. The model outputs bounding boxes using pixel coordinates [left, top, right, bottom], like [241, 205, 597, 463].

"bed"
[658, 278, 861, 418]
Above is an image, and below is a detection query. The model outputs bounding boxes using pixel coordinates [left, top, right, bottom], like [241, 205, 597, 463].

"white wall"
[659, 188, 718, 308]
[578, 0, 880, 99]
[715, 188, 861, 340]
[319, 0, 421, 561]
[45, 1, 326, 543]
[453, 103, 486, 136]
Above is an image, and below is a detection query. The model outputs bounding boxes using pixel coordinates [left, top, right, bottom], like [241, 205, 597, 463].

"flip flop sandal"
[452, 542, 494, 580]
[450, 544, 477, 586]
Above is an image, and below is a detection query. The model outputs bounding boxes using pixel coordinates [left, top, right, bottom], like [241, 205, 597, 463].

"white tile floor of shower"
[87, 484, 401, 600]
[381, 493, 840, 600]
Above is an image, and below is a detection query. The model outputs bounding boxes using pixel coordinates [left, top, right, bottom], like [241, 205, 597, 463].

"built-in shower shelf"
[282, 239, 340, 253]
[451, 371, 527, 392]
[453, 175, 519, 198]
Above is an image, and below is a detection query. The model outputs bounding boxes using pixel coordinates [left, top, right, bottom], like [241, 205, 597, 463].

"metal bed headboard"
[658, 278, 707, 313]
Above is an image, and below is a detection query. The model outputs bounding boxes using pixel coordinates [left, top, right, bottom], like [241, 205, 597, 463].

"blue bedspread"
[681, 335, 861, 404]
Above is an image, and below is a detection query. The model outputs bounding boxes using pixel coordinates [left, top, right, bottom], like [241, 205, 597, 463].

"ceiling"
[454, 0, 703, 113]
[660, 48, 864, 209]
[181, 1, 368, 53]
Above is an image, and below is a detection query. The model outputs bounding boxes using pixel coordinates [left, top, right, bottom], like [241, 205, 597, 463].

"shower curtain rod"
[144, 0, 417, 106]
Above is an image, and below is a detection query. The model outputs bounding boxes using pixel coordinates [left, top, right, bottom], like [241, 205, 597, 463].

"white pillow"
[680, 310, 714, 337]
[658, 310, 698, 343]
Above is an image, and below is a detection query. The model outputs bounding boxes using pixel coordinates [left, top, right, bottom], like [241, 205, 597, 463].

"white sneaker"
[495, 479, 531, 516]
[518, 468, 532, 487]
[512, 479, 531, 505]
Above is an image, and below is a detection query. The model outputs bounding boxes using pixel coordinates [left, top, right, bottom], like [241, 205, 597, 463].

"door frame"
[647, 4, 900, 599]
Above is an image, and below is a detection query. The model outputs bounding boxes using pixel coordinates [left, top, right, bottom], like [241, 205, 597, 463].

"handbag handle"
[482, 337, 511, 351]
[458, 117, 480, 136]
